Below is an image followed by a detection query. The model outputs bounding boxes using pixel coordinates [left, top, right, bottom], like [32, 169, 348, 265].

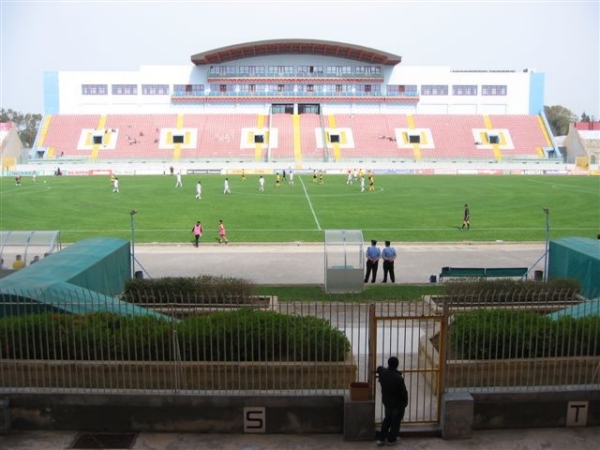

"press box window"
[173, 135, 184, 144]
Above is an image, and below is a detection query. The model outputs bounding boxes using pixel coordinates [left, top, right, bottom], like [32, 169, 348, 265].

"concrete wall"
[471, 389, 600, 430]
[441, 388, 600, 439]
[5, 393, 344, 434]
[4, 388, 600, 439]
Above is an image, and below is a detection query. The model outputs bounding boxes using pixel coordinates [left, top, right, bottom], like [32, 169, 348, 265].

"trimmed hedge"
[449, 309, 600, 359]
[442, 278, 581, 302]
[123, 275, 258, 305]
[0, 309, 350, 362]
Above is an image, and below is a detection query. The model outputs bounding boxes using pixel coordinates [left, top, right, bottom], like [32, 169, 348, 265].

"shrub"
[123, 275, 257, 305]
[449, 309, 600, 359]
[442, 278, 581, 303]
[176, 308, 350, 361]
[0, 309, 350, 362]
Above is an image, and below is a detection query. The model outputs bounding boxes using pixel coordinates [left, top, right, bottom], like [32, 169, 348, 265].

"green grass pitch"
[1, 173, 598, 244]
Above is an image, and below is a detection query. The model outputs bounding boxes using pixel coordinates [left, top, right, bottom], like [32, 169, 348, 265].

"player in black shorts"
[461, 204, 470, 230]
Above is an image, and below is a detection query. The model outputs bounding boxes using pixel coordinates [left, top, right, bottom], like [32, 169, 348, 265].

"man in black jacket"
[376, 356, 409, 446]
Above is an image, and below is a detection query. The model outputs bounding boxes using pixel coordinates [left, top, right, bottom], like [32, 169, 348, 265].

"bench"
[439, 267, 528, 281]
[484, 267, 529, 279]
[439, 267, 486, 280]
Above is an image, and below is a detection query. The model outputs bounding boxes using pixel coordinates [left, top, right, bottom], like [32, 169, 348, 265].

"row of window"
[82, 84, 169, 95]
[208, 65, 382, 76]
[421, 85, 507, 96]
[81, 83, 508, 96]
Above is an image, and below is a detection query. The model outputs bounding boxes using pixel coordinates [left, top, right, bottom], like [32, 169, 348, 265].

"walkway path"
[133, 241, 546, 284]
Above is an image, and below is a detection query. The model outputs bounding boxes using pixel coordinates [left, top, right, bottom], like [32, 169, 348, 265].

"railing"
[207, 72, 384, 80]
[0, 290, 597, 399]
[424, 288, 600, 393]
[171, 91, 420, 99]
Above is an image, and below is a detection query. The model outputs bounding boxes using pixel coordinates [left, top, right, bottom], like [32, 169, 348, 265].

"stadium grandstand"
[4, 39, 598, 175]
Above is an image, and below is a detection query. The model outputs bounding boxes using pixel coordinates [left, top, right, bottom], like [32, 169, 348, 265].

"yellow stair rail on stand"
[483, 115, 502, 162]
[90, 115, 108, 162]
[255, 114, 265, 161]
[327, 115, 341, 161]
[173, 114, 184, 161]
[536, 115, 552, 158]
[407, 114, 421, 161]
[37, 116, 52, 148]
[293, 114, 302, 164]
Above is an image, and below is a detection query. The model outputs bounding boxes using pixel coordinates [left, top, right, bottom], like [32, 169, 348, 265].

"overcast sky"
[1, 0, 598, 117]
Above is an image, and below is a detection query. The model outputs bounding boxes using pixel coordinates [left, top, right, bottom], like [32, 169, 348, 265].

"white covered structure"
[43, 39, 544, 116]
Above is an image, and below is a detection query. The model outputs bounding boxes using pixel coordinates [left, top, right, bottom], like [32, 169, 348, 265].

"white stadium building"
[6, 39, 597, 175]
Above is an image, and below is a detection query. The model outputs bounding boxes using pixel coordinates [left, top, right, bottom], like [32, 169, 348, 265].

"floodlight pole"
[542, 208, 550, 281]
[130, 210, 138, 278]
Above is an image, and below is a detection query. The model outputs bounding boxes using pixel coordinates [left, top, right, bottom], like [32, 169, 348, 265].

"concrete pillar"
[344, 395, 375, 441]
[0, 399, 10, 435]
[441, 391, 473, 439]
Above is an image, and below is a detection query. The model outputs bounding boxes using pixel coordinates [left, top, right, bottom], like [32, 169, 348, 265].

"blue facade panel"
[529, 72, 545, 115]
[43, 71, 59, 115]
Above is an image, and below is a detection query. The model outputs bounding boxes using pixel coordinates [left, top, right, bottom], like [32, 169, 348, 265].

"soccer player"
[218, 219, 228, 244]
[368, 174, 375, 192]
[288, 169, 294, 185]
[195, 181, 202, 200]
[346, 170, 353, 185]
[241, 169, 246, 181]
[175, 171, 183, 188]
[461, 204, 470, 230]
[275, 173, 281, 187]
[360, 175, 365, 192]
[112, 177, 119, 193]
[191, 221, 203, 247]
[223, 178, 231, 194]
[258, 175, 265, 191]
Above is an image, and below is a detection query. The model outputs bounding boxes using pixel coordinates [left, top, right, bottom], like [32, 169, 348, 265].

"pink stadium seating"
[194, 114, 257, 160]
[39, 113, 552, 162]
[101, 114, 177, 160]
[487, 115, 549, 158]
[296, 114, 323, 160]
[412, 115, 489, 160]
[332, 114, 414, 161]
[41, 115, 101, 158]
[269, 114, 295, 160]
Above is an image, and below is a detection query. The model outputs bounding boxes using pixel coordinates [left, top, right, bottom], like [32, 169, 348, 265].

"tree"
[544, 105, 578, 136]
[0, 108, 43, 148]
[580, 112, 591, 122]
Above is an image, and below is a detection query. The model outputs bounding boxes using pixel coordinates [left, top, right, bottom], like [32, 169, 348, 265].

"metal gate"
[367, 301, 446, 426]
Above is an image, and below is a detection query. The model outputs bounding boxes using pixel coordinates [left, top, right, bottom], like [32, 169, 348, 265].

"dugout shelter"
[324, 229, 364, 293]
[0, 230, 62, 269]
[0, 237, 168, 320]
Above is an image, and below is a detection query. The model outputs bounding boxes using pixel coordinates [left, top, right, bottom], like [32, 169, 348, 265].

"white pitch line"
[299, 176, 322, 231]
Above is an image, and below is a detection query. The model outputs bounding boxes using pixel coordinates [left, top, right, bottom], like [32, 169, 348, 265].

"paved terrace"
[133, 241, 546, 284]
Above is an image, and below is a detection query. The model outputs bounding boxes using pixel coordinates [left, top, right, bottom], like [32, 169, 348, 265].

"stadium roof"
[191, 39, 402, 66]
